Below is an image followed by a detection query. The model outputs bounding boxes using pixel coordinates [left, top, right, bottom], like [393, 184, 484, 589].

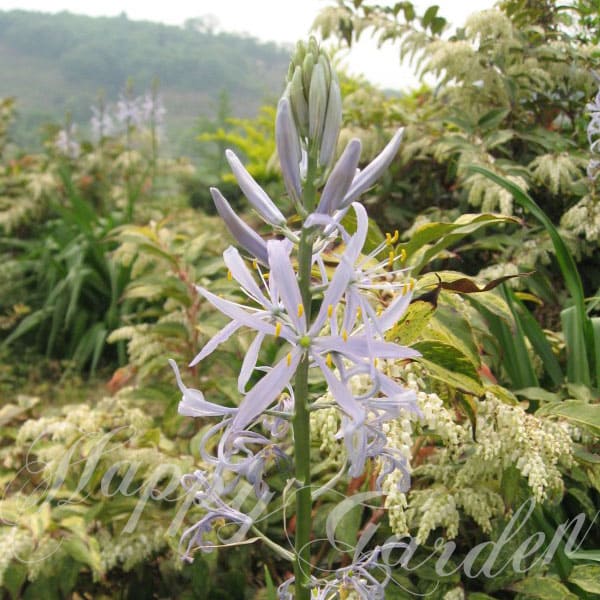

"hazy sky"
[0, 0, 496, 89]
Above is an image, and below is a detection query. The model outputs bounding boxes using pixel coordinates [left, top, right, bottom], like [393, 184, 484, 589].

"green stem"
[292, 150, 318, 599]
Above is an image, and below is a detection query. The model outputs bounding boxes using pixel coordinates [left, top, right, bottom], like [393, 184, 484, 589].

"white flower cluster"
[477, 262, 521, 288]
[16, 395, 154, 486]
[410, 487, 460, 544]
[98, 522, 167, 572]
[443, 587, 466, 600]
[467, 172, 529, 215]
[377, 361, 573, 543]
[0, 527, 34, 587]
[310, 396, 345, 466]
[472, 392, 573, 502]
[561, 194, 600, 246]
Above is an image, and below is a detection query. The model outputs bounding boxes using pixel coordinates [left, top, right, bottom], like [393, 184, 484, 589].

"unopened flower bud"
[284, 36, 342, 169]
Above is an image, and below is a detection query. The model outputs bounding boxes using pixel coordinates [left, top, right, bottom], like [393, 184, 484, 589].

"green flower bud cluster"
[285, 37, 342, 168]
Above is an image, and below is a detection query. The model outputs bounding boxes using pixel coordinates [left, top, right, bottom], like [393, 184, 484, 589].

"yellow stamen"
[274, 322, 282, 338]
[297, 304, 304, 318]
[374, 358, 379, 368]
[326, 353, 333, 368]
[376, 307, 382, 316]
[409, 279, 415, 291]
[252, 259, 258, 270]
[286, 352, 292, 366]
[400, 248, 407, 262]
[227, 269, 232, 281]
[356, 306, 362, 319]
[327, 304, 333, 318]
[386, 230, 399, 245]
[342, 329, 348, 342]
[388, 250, 395, 269]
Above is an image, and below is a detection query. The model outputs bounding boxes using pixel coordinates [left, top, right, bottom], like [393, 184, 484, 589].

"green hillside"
[0, 10, 291, 151]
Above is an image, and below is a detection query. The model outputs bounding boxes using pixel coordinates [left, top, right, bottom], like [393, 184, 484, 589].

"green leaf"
[341, 209, 385, 254]
[469, 166, 597, 387]
[568, 564, 600, 594]
[422, 4, 439, 27]
[562, 306, 591, 387]
[400, 213, 518, 275]
[537, 400, 600, 436]
[387, 299, 436, 345]
[264, 565, 277, 600]
[568, 550, 600, 562]
[62, 537, 103, 576]
[3, 561, 27, 600]
[516, 387, 561, 404]
[508, 576, 578, 599]
[413, 340, 483, 395]
[501, 465, 522, 505]
[508, 288, 563, 388]
[478, 108, 510, 130]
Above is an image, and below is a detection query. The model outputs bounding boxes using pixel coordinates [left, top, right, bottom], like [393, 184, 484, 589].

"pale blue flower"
[278, 546, 390, 599]
[55, 125, 80, 159]
[179, 470, 254, 560]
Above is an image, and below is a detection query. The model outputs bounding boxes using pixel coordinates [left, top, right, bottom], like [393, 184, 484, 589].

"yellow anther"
[409, 279, 415, 291]
[400, 248, 407, 262]
[252, 259, 258, 270]
[342, 329, 348, 342]
[327, 304, 334, 318]
[297, 304, 304, 318]
[326, 353, 333, 368]
[356, 306, 362, 319]
[376, 306, 382, 316]
[388, 250, 395, 269]
[227, 269, 232, 281]
[274, 322, 282, 338]
[374, 358, 379, 368]
[286, 352, 292, 366]
[386, 230, 399, 245]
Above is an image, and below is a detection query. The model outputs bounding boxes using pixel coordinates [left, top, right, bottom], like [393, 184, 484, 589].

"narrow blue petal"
[313, 354, 365, 425]
[237, 332, 265, 392]
[267, 240, 305, 332]
[377, 289, 413, 333]
[189, 320, 241, 367]
[196, 286, 277, 337]
[317, 138, 362, 214]
[170, 359, 238, 417]
[341, 128, 404, 207]
[223, 246, 270, 307]
[316, 335, 420, 361]
[211, 187, 269, 265]
[232, 349, 301, 431]
[225, 149, 286, 226]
